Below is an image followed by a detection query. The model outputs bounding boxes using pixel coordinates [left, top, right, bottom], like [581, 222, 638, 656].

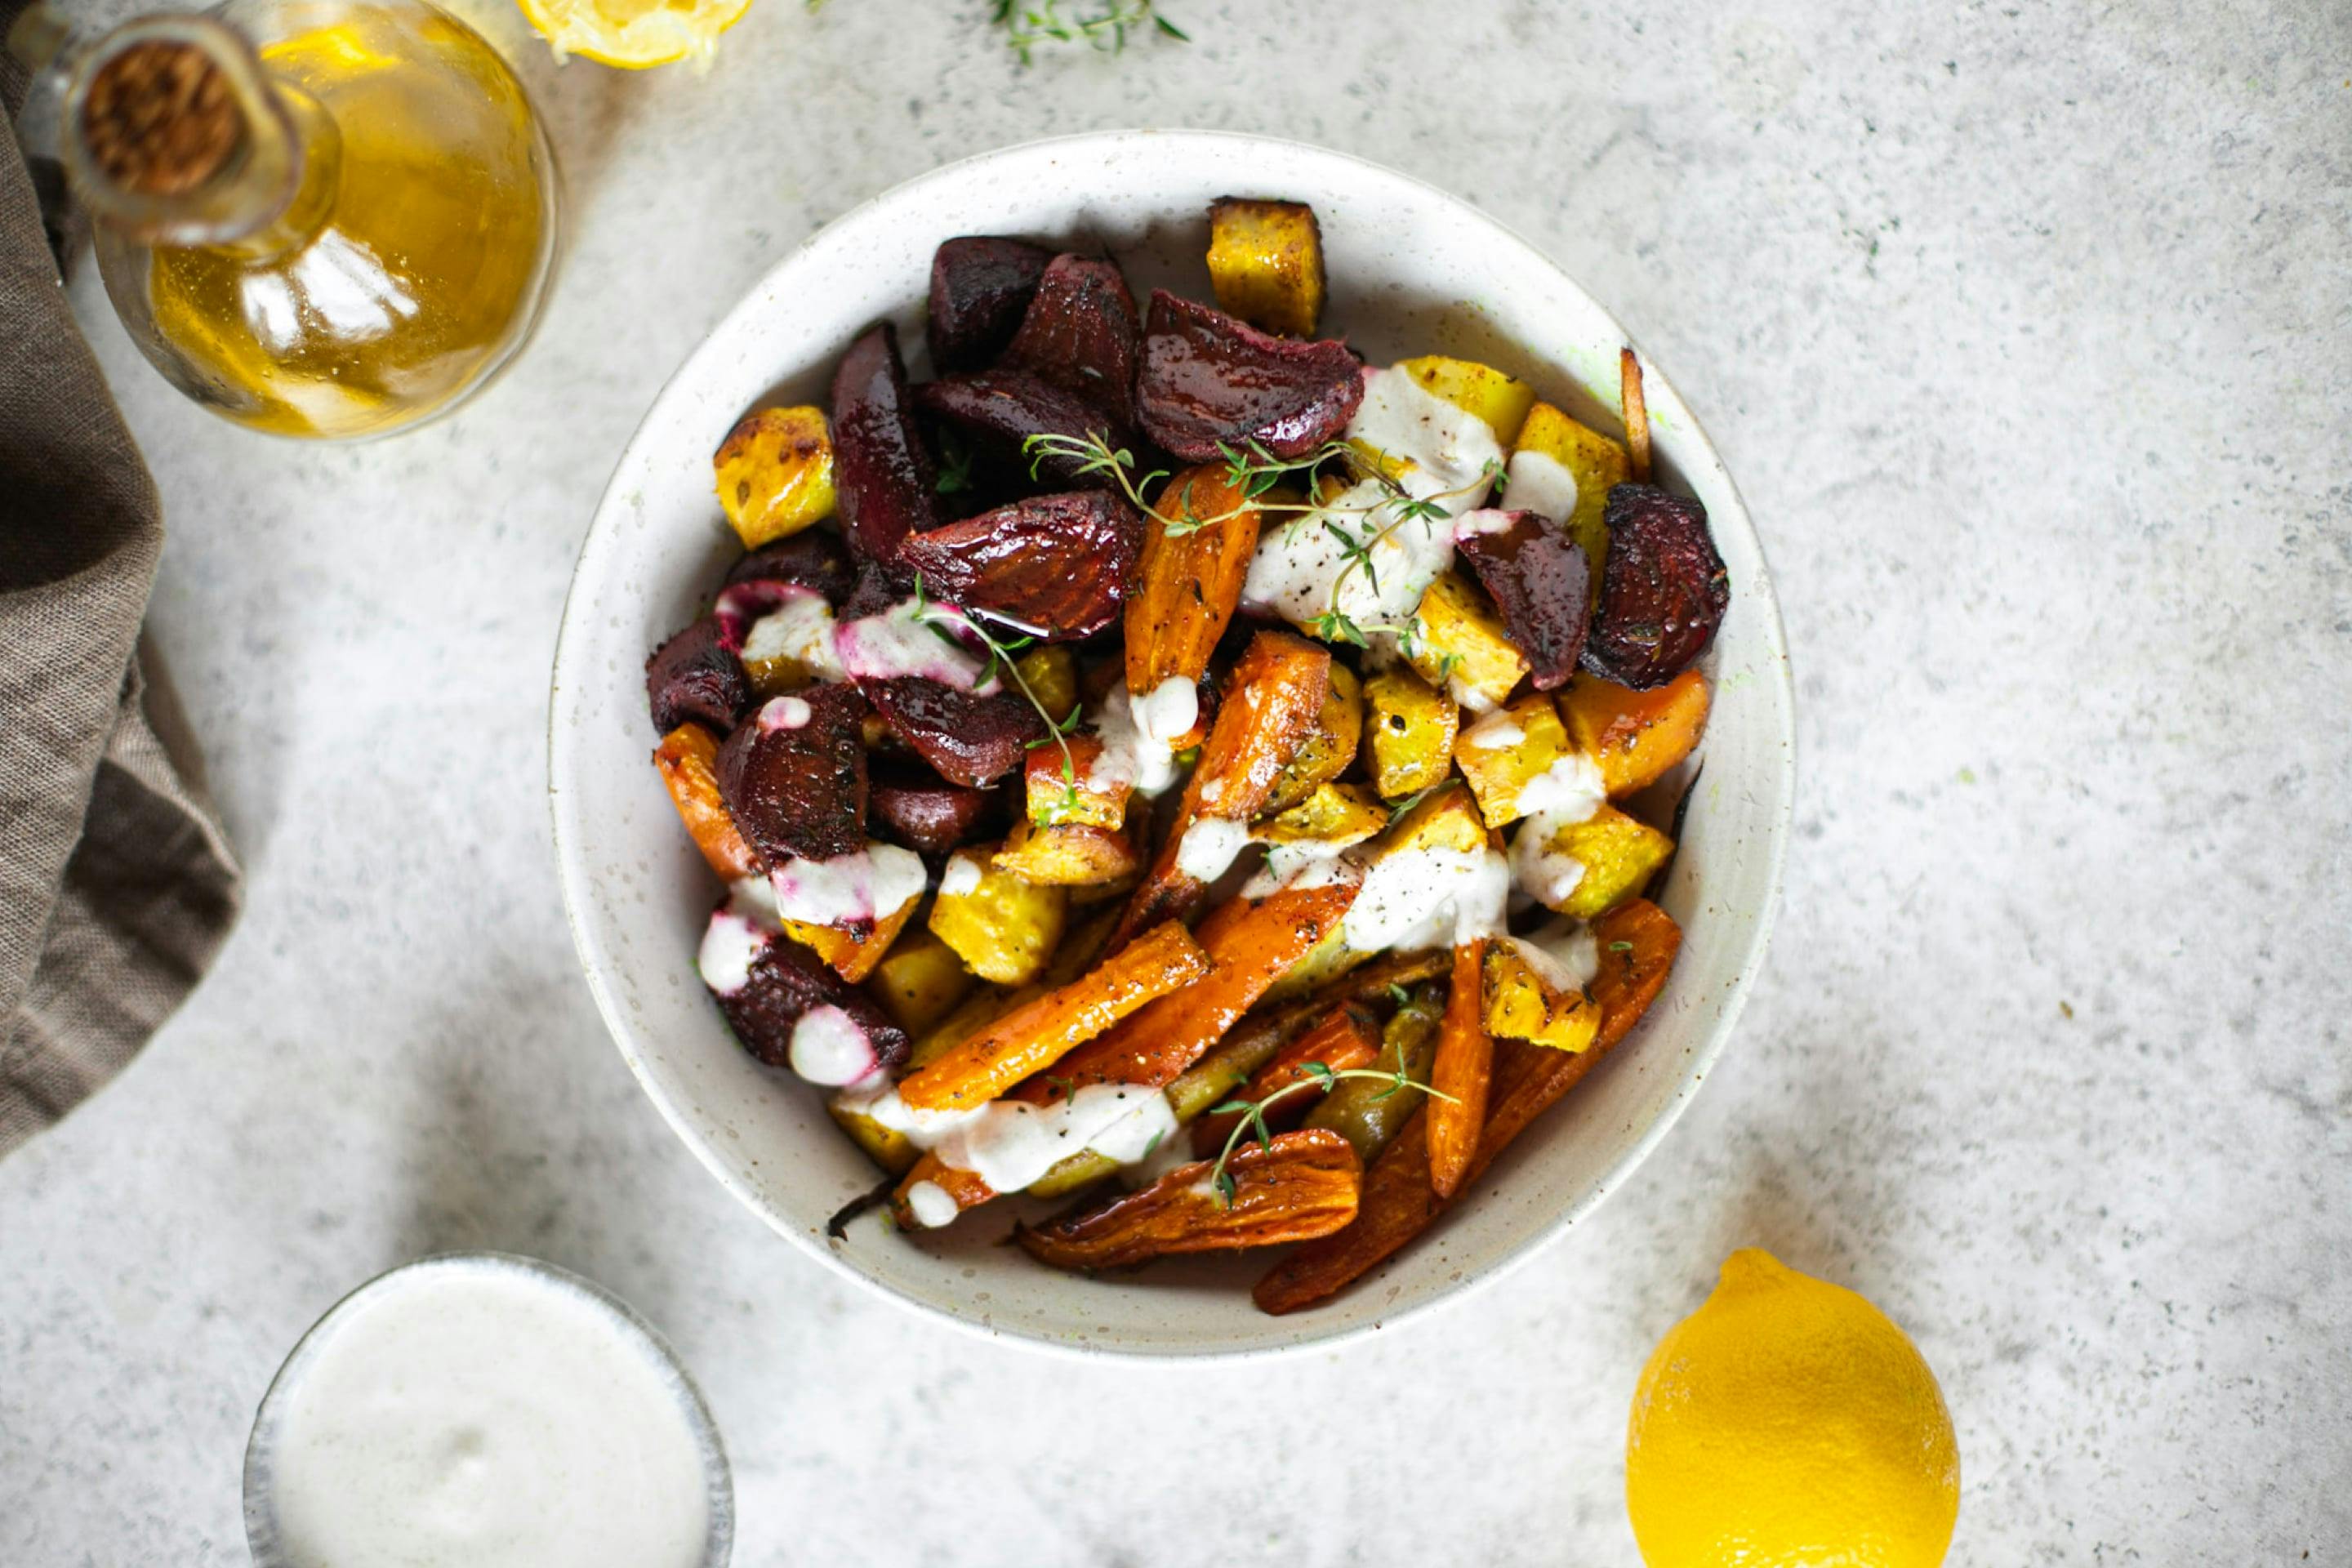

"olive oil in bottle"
[60, 0, 559, 439]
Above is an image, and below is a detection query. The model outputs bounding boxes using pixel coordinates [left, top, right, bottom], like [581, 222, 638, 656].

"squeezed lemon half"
[1626, 1249, 1961, 1568]
[515, 0, 751, 69]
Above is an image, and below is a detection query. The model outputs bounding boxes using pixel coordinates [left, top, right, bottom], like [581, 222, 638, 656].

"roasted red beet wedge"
[859, 676, 1046, 787]
[868, 761, 998, 856]
[831, 323, 938, 575]
[1003, 255, 1141, 429]
[916, 369, 1129, 483]
[1136, 290, 1364, 461]
[715, 684, 868, 862]
[712, 923, 910, 1076]
[929, 236, 1054, 372]
[645, 616, 746, 735]
[1454, 509, 1592, 691]
[723, 529, 855, 604]
[1580, 483, 1731, 689]
[897, 490, 1143, 641]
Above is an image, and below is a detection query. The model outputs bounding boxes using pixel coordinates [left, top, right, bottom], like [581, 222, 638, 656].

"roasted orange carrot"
[1254, 899, 1682, 1315]
[896, 921, 1208, 1112]
[1424, 939, 1492, 1199]
[1108, 630, 1331, 951]
[653, 724, 762, 882]
[1191, 1000, 1381, 1156]
[1017, 1129, 1361, 1271]
[1619, 346, 1650, 484]
[889, 1156, 994, 1230]
[1045, 881, 1356, 1096]
[1125, 463, 1264, 734]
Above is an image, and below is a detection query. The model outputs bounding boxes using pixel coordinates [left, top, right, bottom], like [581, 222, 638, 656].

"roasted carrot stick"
[1043, 881, 1356, 1096]
[1619, 346, 1651, 484]
[1125, 464, 1264, 733]
[1017, 1129, 1361, 1271]
[1191, 1000, 1381, 1156]
[896, 921, 1208, 1112]
[1108, 629, 1331, 951]
[653, 724, 763, 882]
[1424, 939, 1492, 1199]
[1254, 898, 1682, 1315]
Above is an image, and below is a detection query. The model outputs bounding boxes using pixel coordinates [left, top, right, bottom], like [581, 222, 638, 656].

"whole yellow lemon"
[1625, 1248, 1960, 1568]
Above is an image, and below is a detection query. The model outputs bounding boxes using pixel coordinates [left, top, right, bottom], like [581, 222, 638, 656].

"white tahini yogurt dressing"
[702, 879, 889, 1087]
[1243, 367, 1502, 638]
[767, 841, 926, 928]
[1505, 915, 1601, 991]
[1089, 679, 1193, 800]
[832, 597, 997, 692]
[1343, 844, 1511, 953]
[1503, 754, 1609, 908]
[1501, 448, 1579, 527]
[1174, 815, 1256, 884]
[261, 1264, 712, 1568]
[740, 590, 844, 684]
[835, 1079, 1178, 1217]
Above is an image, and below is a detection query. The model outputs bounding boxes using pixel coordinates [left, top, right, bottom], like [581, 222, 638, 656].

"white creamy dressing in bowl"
[244, 1254, 728, 1568]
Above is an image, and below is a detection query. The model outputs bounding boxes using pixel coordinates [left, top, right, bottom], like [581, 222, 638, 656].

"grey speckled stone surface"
[4, 1, 2347, 1562]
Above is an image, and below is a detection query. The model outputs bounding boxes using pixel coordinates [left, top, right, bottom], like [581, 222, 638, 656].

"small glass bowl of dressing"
[243, 1252, 733, 1568]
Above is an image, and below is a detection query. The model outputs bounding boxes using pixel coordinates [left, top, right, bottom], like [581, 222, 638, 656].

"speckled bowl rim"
[548, 127, 1795, 1363]
[242, 1251, 735, 1565]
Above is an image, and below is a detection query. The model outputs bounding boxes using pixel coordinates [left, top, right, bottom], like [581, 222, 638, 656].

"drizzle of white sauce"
[787, 1004, 879, 1086]
[769, 841, 927, 928]
[1459, 709, 1526, 750]
[741, 591, 844, 683]
[1507, 916, 1601, 991]
[1516, 751, 1608, 820]
[1174, 815, 1255, 884]
[1089, 683, 1184, 800]
[1508, 812, 1588, 909]
[1502, 448, 1579, 527]
[937, 851, 983, 898]
[755, 694, 813, 731]
[1134, 676, 1199, 746]
[695, 909, 768, 996]
[836, 1080, 1181, 1215]
[1241, 839, 1369, 899]
[1342, 845, 1510, 954]
[832, 597, 997, 693]
[902, 1180, 960, 1229]
[1454, 506, 1517, 537]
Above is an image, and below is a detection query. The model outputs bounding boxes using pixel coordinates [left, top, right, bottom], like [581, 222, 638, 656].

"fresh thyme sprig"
[992, 0, 1188, 65]
[1203, 1059, 1455, 1205]
[910, 572, 1084, 821]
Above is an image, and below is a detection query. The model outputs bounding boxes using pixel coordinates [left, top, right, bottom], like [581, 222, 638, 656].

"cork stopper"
[79, 40, 246, 198]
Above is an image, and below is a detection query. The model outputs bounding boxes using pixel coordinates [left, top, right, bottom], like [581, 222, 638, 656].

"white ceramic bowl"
[550, 130, 1793, 1359]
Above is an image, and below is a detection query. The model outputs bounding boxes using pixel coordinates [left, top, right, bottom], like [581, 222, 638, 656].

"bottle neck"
[61, 15, 338, 254]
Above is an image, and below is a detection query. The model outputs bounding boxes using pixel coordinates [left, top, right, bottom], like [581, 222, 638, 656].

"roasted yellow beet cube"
[1263, 662, 1361, 813]
[1409, 571, 1529, 714]
[1379, 779, 1493, 858]
[993, 819, 1141, 887]
[1521, 804, 1673, 919]
[1206, 198, 1326, 338]
[1453, 694, 1576, 828]
[782, 889, 919, 985]
[863, 921, 974, 1036]
[1361, 667, 1459, 800]
[1254, 781, 1388, 846]
[1512, 401, 1628, 590]
[928, 846, 1066, 985]
[1560, 669, 1711, 797]
[827, 1098, 917, 1176]
[1012, 645, 1077, 732]
[715, 405, 835, 548]
[1483, 942, 1600, 1052]
[1396, 355, 1538, 445]
[1027, 734, 1126, 830]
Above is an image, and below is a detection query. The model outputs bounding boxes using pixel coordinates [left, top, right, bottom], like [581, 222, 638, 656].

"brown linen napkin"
[1, 44, 241, 1158]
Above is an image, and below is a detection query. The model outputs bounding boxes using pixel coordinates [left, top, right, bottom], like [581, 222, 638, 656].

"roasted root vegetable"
[1252, 900, 1681, 1315]
[858, 677, 1045, 788]
[1453, 508, 1591, 690]
[1111, 629, 1331, 949]
[714, 405, 835, 549]
[1205, 198, 1326, 338]
[715, 686, 868, 864]
[915, 370, 1127, 485]
[1137, 290, 1365, 462]
[1452, 695, 1580, 829]
[929, 846, 1067, 985]
[1191, 1000, 1380, 1156]
[654, 724, 763, 881]
[724, 529, 857, 604]
[782, 888, 919, 984]
[828, 323, 938, 572]
[1484, 939, 1599, 1053]
[897, 921, 1209, 1111]
[995, 819, 1141, 888]
[1125, 463, 1264, 720]
[864, 924, 975, 1036]
[1026, 734, 1125, 830]
[1517, 803, 1674, 919]
[928, 235, 1052, 371]
[1050, 881, 1357, 1093]
[645, 616, 748, 737]
[1017, 1129, 1361, 1271]
[1361, 667, 1459, 800]
[1262, 662, 1361, 813]
[1511, 400, 1628, 590]
[1012, 646, 1077, 736]
[866, 764, 994, 858]
[1004, 253, 1143, 428]
[1425, 940, 1492, 1198]
[1252, 781, 1387, 848]
[1559, 669, 1710, 797]
[896, 490, 1144, 642]
[1303, 985, 1441, 1163]
[1396, 355, 1537, 446]
[703, 911, 911, 1080]
[1582, 485, 1729, 690]
[1408, 569, 1529, 714]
